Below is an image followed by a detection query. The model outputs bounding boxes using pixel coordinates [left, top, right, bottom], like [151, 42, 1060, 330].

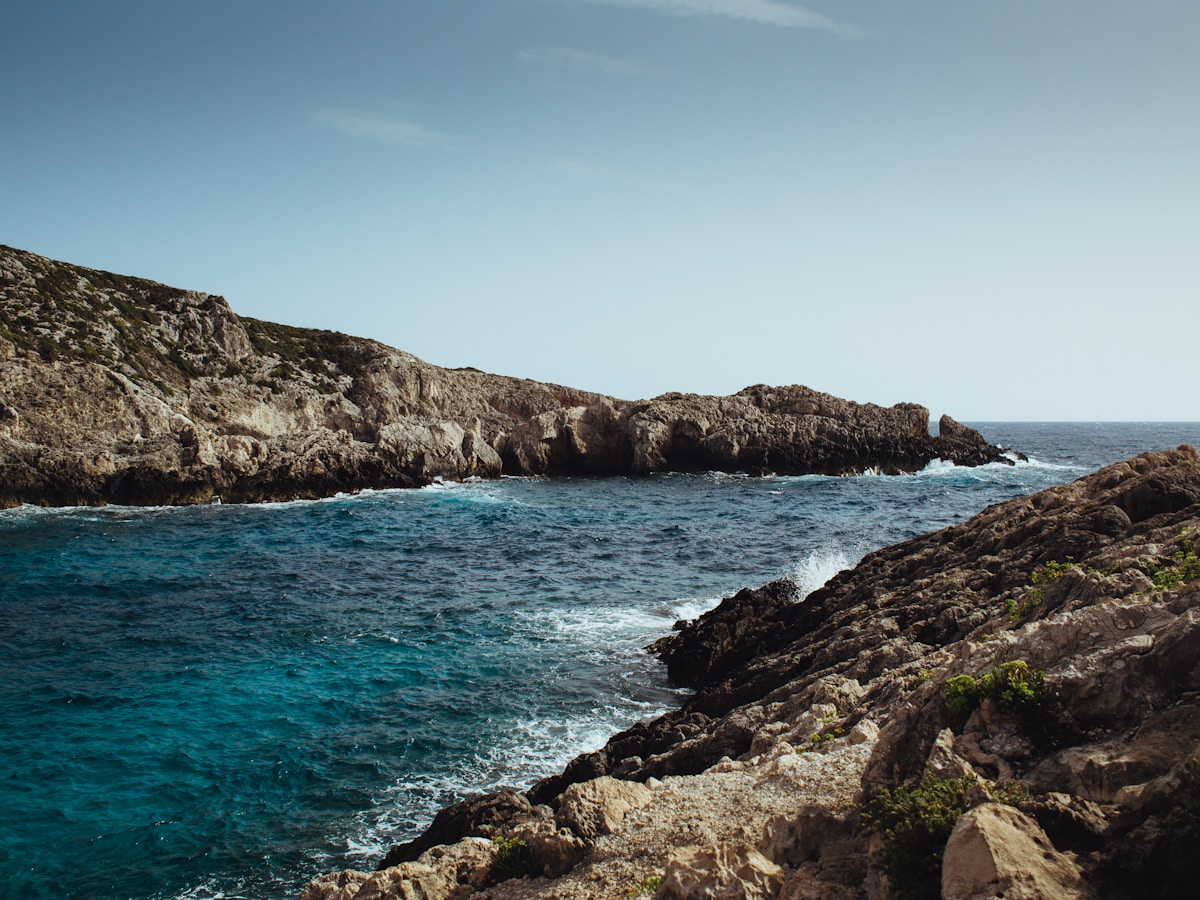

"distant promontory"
[0, 245, 1015, 507]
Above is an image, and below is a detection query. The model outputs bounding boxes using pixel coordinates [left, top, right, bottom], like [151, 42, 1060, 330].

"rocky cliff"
[304, 446, 1200, 899]
[0, 245, 1012, 507]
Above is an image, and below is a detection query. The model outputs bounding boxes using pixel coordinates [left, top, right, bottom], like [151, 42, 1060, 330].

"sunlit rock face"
[0, 244, 1010, 507]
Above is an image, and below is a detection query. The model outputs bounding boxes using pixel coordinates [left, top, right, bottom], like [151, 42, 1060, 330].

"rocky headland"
[0, 245, 1012, 508]
[304, 446, 1200, 899]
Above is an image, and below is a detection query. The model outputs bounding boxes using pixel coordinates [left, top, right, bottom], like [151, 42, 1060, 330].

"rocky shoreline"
[1, 245, 1014, 508]
[305, 446, 1200, 899]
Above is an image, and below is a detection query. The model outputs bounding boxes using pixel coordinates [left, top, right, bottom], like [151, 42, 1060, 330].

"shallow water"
[1, 422, 1196, 899]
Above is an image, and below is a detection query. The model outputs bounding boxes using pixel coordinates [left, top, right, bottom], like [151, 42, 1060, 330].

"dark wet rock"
[376, 791, 536, 869]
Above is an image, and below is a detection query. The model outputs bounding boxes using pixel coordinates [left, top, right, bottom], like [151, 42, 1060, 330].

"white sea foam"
[354, 698, 675, 862]
[919, 457, 958, 474]
[791, 547, 854, 599]
[669, 594, 725, 623]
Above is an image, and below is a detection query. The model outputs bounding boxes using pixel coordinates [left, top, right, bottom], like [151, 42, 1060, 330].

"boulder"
[555, 775, 652, 841]
[941, 803, 1092, 900]
[507, 815, 589, 878]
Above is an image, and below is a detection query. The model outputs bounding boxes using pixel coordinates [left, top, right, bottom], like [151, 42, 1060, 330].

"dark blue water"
[1, 423, 1197, 899]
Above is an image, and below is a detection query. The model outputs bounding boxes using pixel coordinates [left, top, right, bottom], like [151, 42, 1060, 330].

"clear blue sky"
[3, 1, 1197, 420]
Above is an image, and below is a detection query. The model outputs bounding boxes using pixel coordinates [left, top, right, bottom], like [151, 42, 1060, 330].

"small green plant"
[810, 727, 844, 744]
[1028, 557, 1076, 602]
[914, 668, 932, 686]
[490, 835, 537, 881]
[795, 727, 845, 752]
[989, 779, 1032, 807]
[978, 660, 1046, 709]
[1004, 595, 1041, 622]
[1181, 528, 1196, 553]
[1151, 535, 1200, 587]
[944, 674, 980, 720]
[944, 660, 1046, 725]
[625, 874, 662, 897]
[860, 774, 976, 899]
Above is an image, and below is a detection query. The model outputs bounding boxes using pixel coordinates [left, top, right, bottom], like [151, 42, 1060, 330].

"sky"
[2, 1, 1198, 421]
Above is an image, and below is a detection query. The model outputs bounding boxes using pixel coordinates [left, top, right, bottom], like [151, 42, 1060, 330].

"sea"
[2, 422, 1198, 900]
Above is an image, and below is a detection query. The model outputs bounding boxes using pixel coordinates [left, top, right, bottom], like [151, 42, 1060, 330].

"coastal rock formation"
[1, 245, 1013, 507]
[306, 446, 1200, 898]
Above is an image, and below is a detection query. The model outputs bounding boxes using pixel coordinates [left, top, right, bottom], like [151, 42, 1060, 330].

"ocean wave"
[791, 548, 855, 599]
[354, 698, 674, 864]
[0, 501, 184, 523]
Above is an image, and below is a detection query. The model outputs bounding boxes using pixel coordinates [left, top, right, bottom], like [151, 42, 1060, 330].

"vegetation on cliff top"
[0, 244, 380, 397]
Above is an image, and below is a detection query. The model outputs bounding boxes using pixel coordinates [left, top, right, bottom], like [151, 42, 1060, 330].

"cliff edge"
[305, 446, 1200, 899]
[0, 245, 1012, 507]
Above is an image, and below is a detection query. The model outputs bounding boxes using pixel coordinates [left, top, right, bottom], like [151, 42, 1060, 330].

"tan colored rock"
[1, 241, 1009, 505]
[941, 803, 1092, 900]
[299, 869, 371, 900]
[658, 843, 784, 900]
[847, 719, 878, 745]
[761, 807, 847, 868]
[555, 775, 653, 841]
[298, 837, 493, 900]
[508, 816, 588, 878]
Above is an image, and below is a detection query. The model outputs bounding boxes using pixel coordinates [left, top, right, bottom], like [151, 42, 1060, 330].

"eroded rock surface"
[1, 245, 1012, 506]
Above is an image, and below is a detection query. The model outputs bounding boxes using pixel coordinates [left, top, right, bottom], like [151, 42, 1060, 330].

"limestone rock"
[658, 843, 784, 900]
[300, 869, 371, 900]
[555, 775, 652, 841]
[508, 816, 588, 878]
[300, 838, 492, 900]
[0, 244, 1013, 506]
[941, 803, 1092, 900]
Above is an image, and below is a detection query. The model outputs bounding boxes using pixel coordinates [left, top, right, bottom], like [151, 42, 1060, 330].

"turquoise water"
[1, 423, 1197, 899]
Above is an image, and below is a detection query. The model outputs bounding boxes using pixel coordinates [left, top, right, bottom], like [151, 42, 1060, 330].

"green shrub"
[490, 835, 537, 881]
[1152, 537, 1200, 587]
[944, 660, 1045, 725]
[1004, 595, 1041, 622]
[978, 660, 1045, 709]
[1028, 557, 1075, 602]
[796, 727, 845, 752]
[861, 774, 976, 899]
[944, 675, 980, 720]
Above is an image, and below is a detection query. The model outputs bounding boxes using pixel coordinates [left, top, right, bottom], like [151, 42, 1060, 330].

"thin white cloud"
[517, 46, 657, 76]
[552, 159, 694, 194]
[584, 0, 862, 35]
[310, 108, 452, 147]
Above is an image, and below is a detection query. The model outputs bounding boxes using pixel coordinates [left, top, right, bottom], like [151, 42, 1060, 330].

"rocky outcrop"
[1, 244, 1013, 507]
[555, 776, 652, 841]
[308, 446, 1200, 899]
[941, 803, 1091, 900]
